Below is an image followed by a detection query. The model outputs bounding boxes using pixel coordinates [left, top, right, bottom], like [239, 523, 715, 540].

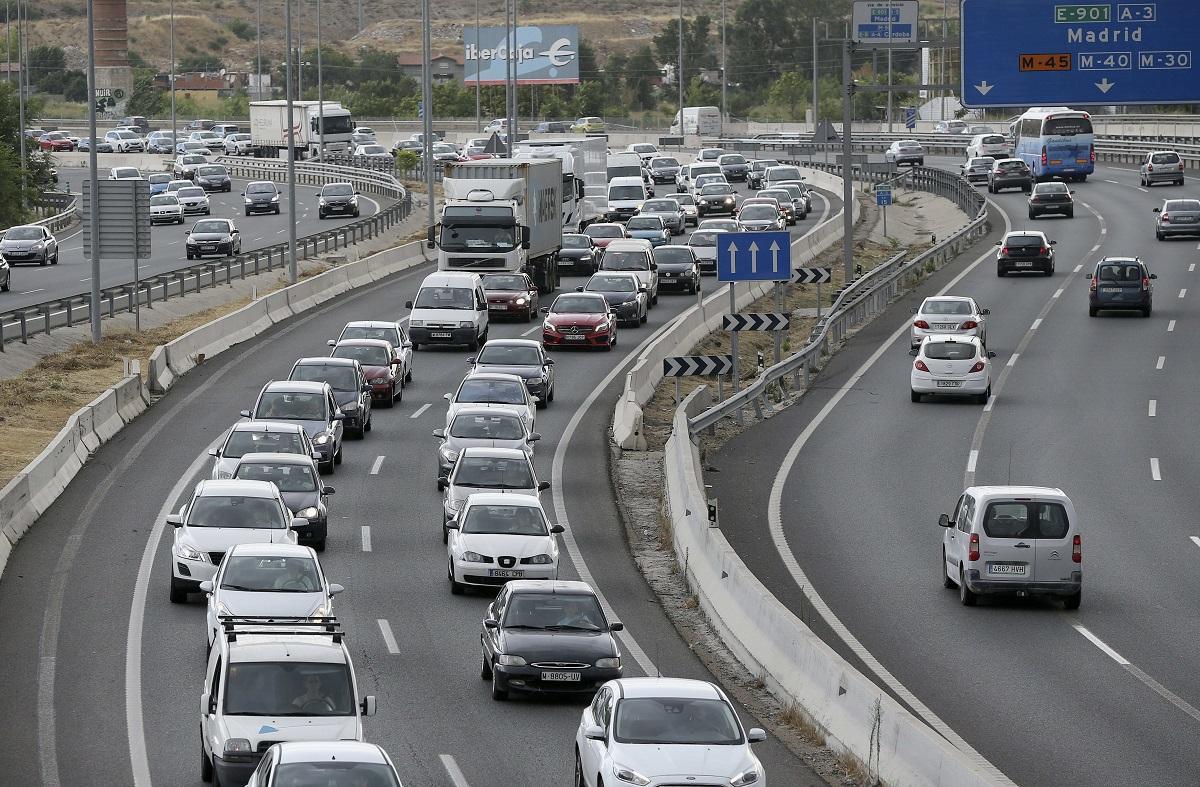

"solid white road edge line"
[377, 619, 400, 654]
[370, 455, 385, 475]
[1031, 318, 1042, 330]
[1072, 625, 1129, 665]
[1190, 536, 1200, 549]
[1069, 624, 1200, 724]
[410, 403, 431, 419]
[361, 526, 372, 552]
[966, 449, 979, 473]
[439, 754, 472, 787]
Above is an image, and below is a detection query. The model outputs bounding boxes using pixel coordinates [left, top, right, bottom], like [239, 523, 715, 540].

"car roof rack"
[219, 615, 344, 643]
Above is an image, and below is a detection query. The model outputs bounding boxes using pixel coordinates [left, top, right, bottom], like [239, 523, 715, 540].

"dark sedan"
[289, 356, 373, 437]
[1028, 182, 1074, 219]
[468, 339, 556, 407]
[541, 292, 617, 350]
[652, 245, 700, 294]
[330, 339, 402, 407]
[556, 233, 599, 276]
[579, 272, 647, 327]
[193, 164, 232, 193]
[747, 159, 781, 190]
[988, 158, 1034, 194]
[242, 181, 281, 215]
[482, 580, 624, 700]
[185, 218, 241, 259]
[646, 156, 681, 184]
[231, 453, 335, 551]
[318, 182, 361, 219]
[695, 183, 738, 217]
[481, 272, 539, 322]
[717, 153, 750, 182]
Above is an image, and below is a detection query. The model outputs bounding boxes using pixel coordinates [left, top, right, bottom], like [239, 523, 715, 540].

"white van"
[605, 176, 648, 222]
[406, 271, 489, 350]
[670, 106, 721, 136]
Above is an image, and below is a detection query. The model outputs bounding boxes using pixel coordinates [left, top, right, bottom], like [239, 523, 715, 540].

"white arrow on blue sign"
[716, 231, 792, 282]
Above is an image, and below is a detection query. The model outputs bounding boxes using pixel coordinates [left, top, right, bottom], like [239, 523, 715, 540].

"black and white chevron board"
[722, 313, 791, 332]
[663, 355, 734, 377]
[791, 266, 832, 285]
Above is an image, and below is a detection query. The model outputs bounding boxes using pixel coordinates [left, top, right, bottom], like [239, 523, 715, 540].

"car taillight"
[1090, 144, 1095, 163]
[1160, 213, 1170, 223]
[914, 319, 930, 329]
[1147, 164, 1154, 172]
[969, 361, 985, 373]
[968, 533, 980, 562]
[1072, 534, 1081, 563]
[961, 320, 978, 329]
[999, 246, 1010, 256]
[1089, 275, 1097, 292]
[1039, 247, 1049, 256]
[1142, 276, 1150, 291]
[1041, 146, 1047, 166]
[914, 359, 930, 372]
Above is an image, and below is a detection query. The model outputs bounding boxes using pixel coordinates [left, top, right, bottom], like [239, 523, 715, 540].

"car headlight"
[215, 601, 232, 616]
[724, 197, 734, 203]
[594, 320, 609, 332]
[496, 654, 527, 666]
[731, 768, 761, 786]
[32, 242, 44, 251]
[524, 553, 553, 565]
[581, 253, 593, 261]
[542, 321, 557, 332]
[595, 656, 621, 668]
[185, 236, 197, 245]
[318, 197, 327, 205]
[439, 445, 460, 462]
[176, 542, 205, 561]
[299, 506, 319, 520]
[224, 738, 252, 755]
[458, 321, 474, 328]
[410, 319, 425, 327]
[460, 550, 487, 563]
[613, 765, 651, 785]
[514, 297, 527, 305]
[244, 198, 253, 204]
[312, 434, 331, 445]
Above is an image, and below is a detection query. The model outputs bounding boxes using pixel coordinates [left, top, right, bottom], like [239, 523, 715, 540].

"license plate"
[1015, 261, 1033, 267]
[488, 569, 524, 578]
[1102, 287, 1122, 293]
[1050, 159, 1062, 165]
[541, 671, 581, 682]
[932, 323, 956, 330]
[565, 335, 586, 341]
[936, 380, 961, 388]
[431, 331, 452, 339]
[989, 563, 1027, 576]
[1173, 217, 1195, 223]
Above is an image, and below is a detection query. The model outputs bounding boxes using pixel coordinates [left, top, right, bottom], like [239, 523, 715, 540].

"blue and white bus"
[1013, 107, 1095, 182]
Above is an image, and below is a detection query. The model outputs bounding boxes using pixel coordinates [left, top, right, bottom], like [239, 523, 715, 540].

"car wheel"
[169, 576, 188, 604]
[651, 292, 659, 306]
[200, 741, 213, 782]
[1155, 231, 1164, 241]
[449, 561, 464, 595]
[39, 255, 47, 266]
[334, 446, 343, 465]
[52, 250, 59, 265]
[977, 386, 991, 405]
[959, 567, 977, 606]
[364, 413, 372, 433]
[910, 390, 921, 403]
[1, 278, 8, 292]
[481, 651, 492, 679]
[547, 386, 555, 404]
[574, 751, 585, 787]
[1066, 209, 1074, 218]
[1028, 210, 1036, 220]
[1142, 306, 1152, 318]
[491, 670, 509, 701]
[245, 209, 251, 217]
[411, 343, 420, 352]
[1088, 306, 1098, 317]
[394, 381, 403, 404]
[1063, 590, 1082, 610]
[941, 549, 955, 589]
[318, 211, 325, 220]
[442, 522, 449, 544]
[314, 538, 326, 553]
[996, 266, 1005, 278]
[274, 206, 281, 215]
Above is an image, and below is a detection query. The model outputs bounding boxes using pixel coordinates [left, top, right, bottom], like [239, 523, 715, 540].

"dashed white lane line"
[1073, 263, 1083, 273]
[1071, 623, 1200, 724]
[20, 288, 45, 295]
[1190, 536, 1200, 549]
[410, 402, 432, 419]
[1053, 287, 1064, 299]
[520, 323, 542, 337]
[1031, 318, 1042, 330]
[369, 455, 385, 475]
[1104, 179, 1122, 185]
[361, 526, 372, 552]
[1073, 625, 1130, 665]
[1191, 262, 1198, 272]
[1148, 400, 1157, 417]
[983, 395, 996, 413]
[1006, 352, 1020, 367]
[966, 449, 979, 473]
[1167, 320, 1177, 332]
[377, 619, 400, 654]
[1136, 186, 1149, 193]
[1151, 457, 1162, 481]
[439, 755, 472, 787]
[1157, 355, 1166, 370]
[1179, 288, 1188, 299]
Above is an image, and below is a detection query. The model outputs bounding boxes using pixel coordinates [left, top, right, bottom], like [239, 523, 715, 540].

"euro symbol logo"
[540, 38, 576, 67]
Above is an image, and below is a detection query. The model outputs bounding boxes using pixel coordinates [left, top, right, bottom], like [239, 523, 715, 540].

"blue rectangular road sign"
[904, 107, 917, 129]
[962, 0, 1200, 107]
[877, 191, 893, 206]
[716, 232, 792, 282]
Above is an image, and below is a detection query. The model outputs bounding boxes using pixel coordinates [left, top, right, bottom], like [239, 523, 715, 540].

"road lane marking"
[361, 526, 372, 552]
[1167, 320, 1176, 332]
[1053, 288, 1063, 299]
[20, 288, 45, 295]
[377, 619, 400, 654]
[1030, 318, 1041, 330]
[1156, 356, 1165, 370]
[1006, 353, 1019, 367]
[1191, 263, 1197, 271]
[1190, 536, 1200, 549]
[1148, 400, 1157, 417]
[1136, 186, 1149, 193]
[1073, 264, 1083, 273]
[369, 455, 385, 475]
[410, 403, 431, 419]
[983, 395, 996, 412]
[966, 450, 979, 473]
[1151, 458, 1161, 481]
[520, 324, 541, 337]
[1180, 288, 1187, 299]
[1071, 623, 1200, 724]
[1073, 625, 1129, 665]
[439, 755, 472, 787]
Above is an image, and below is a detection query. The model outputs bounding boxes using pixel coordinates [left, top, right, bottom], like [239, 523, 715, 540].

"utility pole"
[170, 0, 177, 145]
[886, 48, 893, 132]
[285, 0, 298, 284]
[421, 0, 435, 228]
[841, 37, 854, 283]
[720, 0, 726, 136]
[16, 0, 25, 174]
[474, 0, 480, 133]
[357, 0, 364, 33]
[255, 0, 262, 100]
[5, 2, 10, 88]
[316, 0, 324, 160]
[86, 0, 100, 342]
[677, 0, 683, 133]
[811, 19, 817, 134]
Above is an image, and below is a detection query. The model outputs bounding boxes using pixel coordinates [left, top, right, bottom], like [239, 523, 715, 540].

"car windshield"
[323, 184, 354, 196]
[740, 205, 776, 220]
[997, 161, 1027, 172]
[1005, 235, 1045, 248]
[760, 191, 790, 201]
[613, 698, 744, 745]
[483, 274, 528, 291]
[192, 220, 228, 234]
[255, 392, 327, 421]
[413, 286, 475, 310]
[1164, 200, 1200, 211]
[982, 135, 1005, 144]
[247, 183, 276, 194]
[552, 295, 607, 314]
[450, 414, 525, 441]
[439, 224, 519, 252]
[150, 195, 178, 206]
[651, 158, 679, 168]
[272, 762, 400, 787]
[1097, 263, 1143, 282]
[223, 430, 305, 459]
[967, 159, 991, 167]
[179, 188, 207, 199]
[224, 662, 354, 716]
[456, 379, 526, 405]
[588, 275, 636, 292]
[561, 235, 591, 249]
[654, 248, 693, 265]
[922, 299, 972, 315]
[291, 364, 359, 392]
[609, 186, 644, 200]
[461, 503, 546, 534]
[768, 167, 801, 181]
[502, 593, 605, 631]
[234, 462, 318, 493]
[114, 168, 139, 178]
[982, 501, 1070, 539]
[602, 251, 649, 271]
[642, 201, 678, 212]
[340, 326, 401, 345]
[626, 217, 661, 231]
[167, 182, 189, 191]
[333, 344, 391, 367]
[184, 155, 206, 163]
[1038, 183, 1068, 193]
[923, 342, 977, 360]
[197, 166, 224, 176]
[361, 145, 387, 154]
[117, 131, 139, 139]
[720, 155, 747, 165]
[477, 344, 542, 366]
[452, 456, 535, 489]
[5, 227, 42, 240]
[689, 231, 720, 247]
[187, 495, 285, 529]
[675, 194, 695, 206]
[149, 174, 171, 183]
[700, 185, 732, 196]
[586, 225, 623, 239]
[1151, 152, 1180, 164]
[631, 144, 656, 154]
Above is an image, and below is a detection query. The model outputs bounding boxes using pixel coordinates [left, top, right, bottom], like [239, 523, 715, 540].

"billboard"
[464, 25, 580, 85]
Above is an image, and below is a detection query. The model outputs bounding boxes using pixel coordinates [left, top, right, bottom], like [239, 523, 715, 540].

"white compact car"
[176, 185, 211, 215]
[910, 295, 989, 349]
[966, 132, 1010, 160]
[939, 485, 1081, 608]
[444, 372, 537, 433]
[575, 677, 767, 787]
[149, 193, 185, 225]
[910, 335, 995, 403]
[446, 493, 563, 593]
[438, 447, 549, 541]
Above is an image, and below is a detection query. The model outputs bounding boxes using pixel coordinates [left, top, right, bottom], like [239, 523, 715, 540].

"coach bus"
[1013, 107, 1095, 182]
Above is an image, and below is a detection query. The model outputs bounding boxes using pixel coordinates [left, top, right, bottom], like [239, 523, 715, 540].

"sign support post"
[728, 283, 740, 424]
[773, 283, 783, 366]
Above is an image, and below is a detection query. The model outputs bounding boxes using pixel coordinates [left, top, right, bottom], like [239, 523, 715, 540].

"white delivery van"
[605, 176, 648, 222]
[406, 271, 489, 350]
[670, 106, 721, 136]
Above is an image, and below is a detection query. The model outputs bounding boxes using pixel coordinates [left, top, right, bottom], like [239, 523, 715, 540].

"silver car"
[0, 255, 10, 291]
[433, 405, 539, 479]
[961, 157, 994, 184]
[885, 140, 925, 166]
[637, 198, 685, 235]
[688, 229, 729, 275]
[674, 192, 699, 226]
[0, 224, 58, 265]
[1154, 199, 1200, 239]
[1139, 150, 1185, 187]
[438, 446, 549, 541]
[910, 296, 989, 349]
[209, 421, 317, 480]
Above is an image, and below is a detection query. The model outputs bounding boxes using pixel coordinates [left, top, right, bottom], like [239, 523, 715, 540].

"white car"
[188, 130, 224, 147]
[675, 162, 721, 193]
[910, 335, 995, 404]
[109, 166, 143, 180]
[149, 193, 185, 225]
[697, 218, 739, 233]
[910, 295, 989, 349]
[626, 142, 659, 164]
[165, 179, 195, 195]
[104, 129, 145, 152]
[696, 147, 725, 162]
[599, 238, 660, 305]
[438, 447, 548, 541]
[446, 493, 562, 593]
[884, 140, 925, 166]
[691, 172, 729, 197]
[444, 372, 536, 433]
[176, 185, 211, 214]
[199, 543, 343, 649]
[168, 479, 305, 602]
[966, 132, 1010, 160]
[223, 133, 256, 155]
[688, 228, 730, 275]
[209, 421, 317, 480]
[575, 677, 767, 787]
[354, 143, 393, 162]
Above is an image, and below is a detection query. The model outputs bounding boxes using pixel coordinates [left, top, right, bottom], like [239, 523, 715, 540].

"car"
[690, 172, 729, 197]
[330, 338, 403, 407]
[318, 182, 361, 219]
[439, 446, 549, 536]
[104, 129, 145, 152]
[575, 677, 767, 787]
[391, 138, 424, 154]
[697, 218, 740, 233]
[996, 230, 1055, 276]
[960, 157, 994, 184]
[910, 296, 989, 349]
[637, 198, 685, 236]
[579, 271, 648, 327]
[774, 181, 813, 218]
[289, 356, 373, 437]
[688, 229, 728, 275]
[0, 224, 58, 265]
[186, 119, 216, 131]
[696, 147, 725, 163]
[556, 233, 600, 276]
[1153, 198, 1200, 240]
[885, 140, 926, 166]
[676, 162, 722, 194]
[176, 140, 215, 157]
[480, 272, 539, 322]
[966, 124, 995, 135]
[353, 125, 377, 138]
[188, 129, 224, 148]
[243, 741, 403, 787]
[645, 156, 681, 185]
[145, 131, 178, 154]
[354, 143, 393, 162]
[173, 154, 209, 180]
[531, 120, 573, 133]
[626, 142, 659, 164]
[674, 192, 699, 226]
[148, 172, 173, 195]
[753, 192, 794, 224]
[1028, 181, 1075, 219]
[468, 338, 556, 407]
[1139, 150, 1185, 186]
[327, 321, 414, 384]
[987, 158, 1034, 193]
[483, 118, 510, 134]
[165, 179, 193, 195]
[243, 180, 282, 215]
[447, 493, 562, 594]
[583, 222, 627, 250]
[1087, 256, 1156, 317]
[434, 406, 538, 479]
[176, 186, 211, 216]
[623, 214, 671, 247]
[653, 244, 701, 294]
[231, 453, 334, 551]
[444, 372, 537, 434]
[910, 335, 995, 404]
[481, 578, 624, 700]
[463, 145, 494, 160]
[431, 143, 463, 164]
[222, 132, 257, 155]
[241, 380, 346, 473]
[167, 479, 305, 602]
[934, 119, 970, 134]
[717, 153, 750, 182]
[695, 183, 738, 217]
[210, 421, 317, 479]
[76, 136, 113, 153]
[149, 193, 185, 225]
[939, 485, 1082, 608]
[38, 131, 75, 151]
[211, 123, 241, 138]
[349, 132, 375, 148]
[737, 203, 785, 232]
[185, 217, 240, 258]
[966, 132, 1010, 159]
[598, 238, 659, 305]
[0, 255, 10, 292]
[193, 163, 232, 192]
[571, 116, 605, 133]
[541, 292, 618, 349]
[746, 159, 782, 189]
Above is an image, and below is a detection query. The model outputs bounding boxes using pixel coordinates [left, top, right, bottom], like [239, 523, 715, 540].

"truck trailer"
[249, 100, 355, 159]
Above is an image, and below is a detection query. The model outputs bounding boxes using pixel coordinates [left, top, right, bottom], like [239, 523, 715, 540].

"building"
[170, 75, 231, 109]
[396, 53, 464, 84]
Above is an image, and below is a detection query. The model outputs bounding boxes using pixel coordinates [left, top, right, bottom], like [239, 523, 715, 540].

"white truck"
[514, 136, 606, 232]
[670, 106, 722, 136]
[249, 100, 355, 159]
[430, 159, 563, 293]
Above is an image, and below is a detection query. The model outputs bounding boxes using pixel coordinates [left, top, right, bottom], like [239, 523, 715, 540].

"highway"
[2, 173, 382, 312]
[708, 156, 1200, 786]
[0, 178, 840, 786]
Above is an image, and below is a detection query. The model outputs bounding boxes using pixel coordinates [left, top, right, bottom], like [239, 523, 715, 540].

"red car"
[481, 272, 539, 322]
[541, 292, 617, 350]
[330, 338, 402, 407]
[39, 131, 75, 152]
[584, 222, 627, 250]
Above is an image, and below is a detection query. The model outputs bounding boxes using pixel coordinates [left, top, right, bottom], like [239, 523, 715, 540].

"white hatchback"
[910, 335, 995, 403]
[966, 132, 1010, 159]
[910, 295, 989, 349]
[438, 447, 549, 541]
[446, 493, 563, 593]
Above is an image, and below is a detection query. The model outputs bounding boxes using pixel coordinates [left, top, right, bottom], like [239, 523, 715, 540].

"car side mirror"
[312, 451, 322, 460]
[328, 583, 345, 596]
[405, 300, 414, 309]
[322, 486, 336, 495]
[467, 357, 477, 365]
[1084, 272, 1092, 279]
[908, 348, 919, 356]
[748, 728, 768, 743]
[981, 308, 991, 315]
[539, 306, 550, 314]
[528, 433, 541, 442]
[987, 351, 997, 358]
[445, 519, 459, 530]
[1050, 240, 1058, 245]
[550, 524, 565, 534]
[432, 428, 446, 439]
[208, 447, 219, 457]
[326, 339, 336, 347]
[361, 695, 377, 717]
[938, 513, 952, 528]
[362, 383, 371, 392]
[1150, 273, 1158, 279]
[544, 358, 555, 366]
[538, 481, 551, 491]
[239, 409, 251, 418]
[1153, 207, 1161, 213]
[443, 393, 452, 401]
[185, 230, 191, 235]
[909, 307, 917, 314]
[1070, 190, 1076, 195]
[239, 192, 245, 197]
[638, 287, 648, 293]
[290, 517, 309, 530]
[575, 286, 584, 292]
[521, 226, 531, 249]
[484, 619, 499, 629]
[332, 412, 345, 421]
[199, 580, 214, 593]
[584, 724, 606, 741]
[437, 478, 448, 491]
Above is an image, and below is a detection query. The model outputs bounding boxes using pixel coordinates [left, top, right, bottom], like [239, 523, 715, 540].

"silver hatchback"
[1153, 199, 1200, 239]
[1139, 150, 1185, 187]
[910, 296, 989, 349]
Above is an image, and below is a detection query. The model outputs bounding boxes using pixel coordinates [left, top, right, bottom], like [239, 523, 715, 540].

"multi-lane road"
[710, 156, 1200, 785]
[0, 177, 839, 785]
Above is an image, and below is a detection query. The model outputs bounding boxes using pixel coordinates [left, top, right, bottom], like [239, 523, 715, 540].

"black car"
[646, 156, 681, 184]
[717, 153, 750, 182]
[185, 218, 242, 260]
[579, 272, 648, 326]
[468, 338, 556, 407]
[482, 580, 624, 700]
[996, 230, 1055, 277]
[652, 245, 701, 294]
[288, 357, 373, 438]
[231, 453, 335, 551]
[696, 183, 738, 217]
[193, 164, 232, 193]
[988, 158, 1034, 194]
[556, 233, 599, 275]
[1088, 256, 1155, 317]
[318, 182, 361, 219]
[747, 159, 781, 190]
[242, 181, 281, 215]
[1028, 182, 1074, 219]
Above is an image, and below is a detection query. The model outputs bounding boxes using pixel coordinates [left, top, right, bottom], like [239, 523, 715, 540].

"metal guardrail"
[0, 193, 79, 240]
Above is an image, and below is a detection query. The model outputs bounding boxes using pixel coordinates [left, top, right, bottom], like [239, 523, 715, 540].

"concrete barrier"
[115, 374, 149, 423]
[148, 345, 174, 395]
[88, 387, 123, 444]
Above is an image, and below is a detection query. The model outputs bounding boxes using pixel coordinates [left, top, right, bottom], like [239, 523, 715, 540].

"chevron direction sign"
[663, 355, 734, 377]
[722, 313, 790, 332]
[717, 231, 792, 282]
[791, 266, 832, 285]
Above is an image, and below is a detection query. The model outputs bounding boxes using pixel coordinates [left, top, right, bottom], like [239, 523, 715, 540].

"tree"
[727, 0, 851, 91]
[624, 47, 659, 110]
[768, 71, 807, 120]
[652, 15, 715, 91]
[126, 73, 167, 117]
[573, 81, 606, 117]
[62, 71, 88, 103]
[178, 54, 224, 72]
[577, 39, 600, 82]
[28, 45, 66, 91]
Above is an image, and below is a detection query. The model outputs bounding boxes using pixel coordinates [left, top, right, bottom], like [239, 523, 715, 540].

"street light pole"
[86, 0, 101, 343]
[255, 0, 262, 100]
[421, 0, 435, 228]
[677, 0, 683, 133]
[170, 0, 177, 146]
[284, 0, 298, 284]
[811, 18, 817, 134]
[720, 0, 726, 135]
[474, 0, 480, 133]
[16, 0, 25, 171]
[316, 0, 324, 160]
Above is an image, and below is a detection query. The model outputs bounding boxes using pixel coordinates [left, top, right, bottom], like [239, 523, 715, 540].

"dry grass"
[780, 701, 826, 748]
[835, 750, 873, 787]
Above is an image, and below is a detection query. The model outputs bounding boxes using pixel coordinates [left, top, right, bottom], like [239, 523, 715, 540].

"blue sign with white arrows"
[716, 232, 792, 282]
[962, 0, 1200, 107]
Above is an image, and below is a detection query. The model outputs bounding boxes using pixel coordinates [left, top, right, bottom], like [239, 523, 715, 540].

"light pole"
[811, 18, 817, 134]
[255, 0, 262, 100]
[677, 0, 683, 133]
[86, 0, 100, 342]
[420, 0, 435, 228]
[720, 0, 726, 135]
[316, 0, 324, 160]
[170, 0, 177, 147]
[285, 0, 298, 284]
[474, 0, 480, 133]
[17, 0, 25, 171]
